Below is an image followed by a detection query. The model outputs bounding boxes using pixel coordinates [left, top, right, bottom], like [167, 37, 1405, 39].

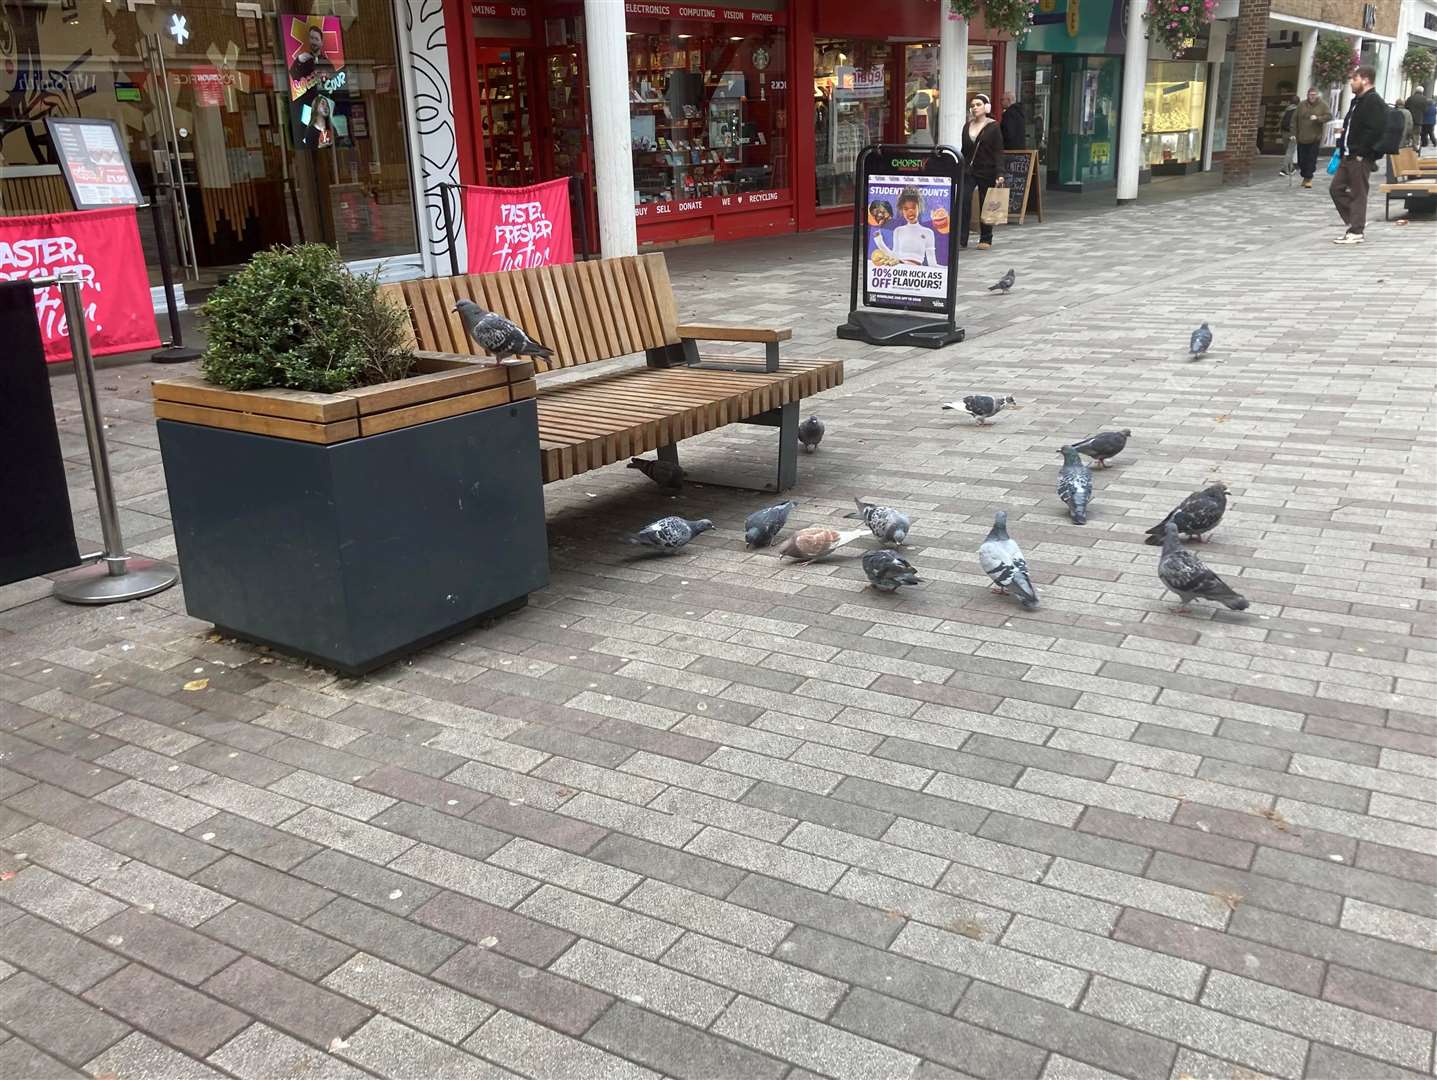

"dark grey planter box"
[158, 399, 548, 675]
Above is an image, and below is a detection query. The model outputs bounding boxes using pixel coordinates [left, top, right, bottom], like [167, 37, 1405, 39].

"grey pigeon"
[798, 416, 825, 452]
[745, 500, 797, 548]
[1057, 445, 1093, 524]
[846, 497, 911, 545]
[452, 300, 554, 363]
[978, 510, 1038, 609]
[627, 456, 685, 490]
[943, 395, 1015, 424]
[1189, 322, 1213, 356]
[1069, 429, 1131, 469]
[626, 516, 713, 553]
[1145, 482, 1228, 545]
[988, 268, 1016, 293]
[1158, 522, 1249, 611]
[863, 549, 921, 593]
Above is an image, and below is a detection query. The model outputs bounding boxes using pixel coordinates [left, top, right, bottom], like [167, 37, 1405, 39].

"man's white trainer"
[1333, 232, 1365, 244]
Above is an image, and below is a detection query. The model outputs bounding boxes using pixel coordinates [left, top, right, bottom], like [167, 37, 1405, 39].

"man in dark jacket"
[1000, 93, 1026, 149]
[1294, 87, 1332, 188]
[1405, 87, 1430, 145]
[1331, 66, 1386, 245]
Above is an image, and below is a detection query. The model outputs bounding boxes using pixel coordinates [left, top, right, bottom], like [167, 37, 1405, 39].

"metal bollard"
[38, 275, 179, 604]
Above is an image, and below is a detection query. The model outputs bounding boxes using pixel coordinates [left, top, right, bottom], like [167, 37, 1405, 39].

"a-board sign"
[46, 118, 142, 210]
[1002, 149, 1043, 225]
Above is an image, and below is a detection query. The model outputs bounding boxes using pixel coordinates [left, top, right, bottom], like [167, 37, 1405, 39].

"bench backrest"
[1390, 148, 1421, 179]
[382, 253, 682, 374]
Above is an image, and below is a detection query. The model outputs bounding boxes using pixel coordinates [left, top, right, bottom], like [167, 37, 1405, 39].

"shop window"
[904, 44, 939, 146]
[628, 22, 788, 208]
[1143, 61, 1207, 172]
[815, 39, 892, 208]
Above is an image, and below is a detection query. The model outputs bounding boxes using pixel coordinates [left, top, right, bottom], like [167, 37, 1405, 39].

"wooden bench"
[1382, 151, 1437, 219]
[381, 254, 842, 491]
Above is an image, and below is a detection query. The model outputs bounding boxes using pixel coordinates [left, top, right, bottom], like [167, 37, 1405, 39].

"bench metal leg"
[776, 401, 798, 491]
[657, 443, 680, 466]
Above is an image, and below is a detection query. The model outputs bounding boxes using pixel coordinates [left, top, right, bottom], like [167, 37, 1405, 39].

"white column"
[584, 0, 637, 257]
[1115, 0, 1150, 203]
[1200, 20, 1229, 172]
[1003, 40, 1018, 97]
[1296, 28, 1318, 94]
[939, 12, 968, 150]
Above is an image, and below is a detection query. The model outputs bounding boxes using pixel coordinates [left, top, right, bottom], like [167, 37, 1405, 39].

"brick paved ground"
[2, 175, 1435, 1080]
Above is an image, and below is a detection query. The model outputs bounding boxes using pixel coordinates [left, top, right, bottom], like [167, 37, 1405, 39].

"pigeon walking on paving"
[626, 516, 714, 553]
[775, 526, 868, 562]
[1069, 429, 1131, 469]
[1157, 522, 1249, 612]
[944, 395, 1016, 425]
[453, 300, 554, 363]
[1189, 322, 1213, 357]
[863, 550, 921, 593]
[978, 511, 1039, 610]
[798, 416, 826, 453]
[628, 456, 685, 490]
[847, 497, 911, 545]
[745, 500, 797, 548]
[988, 268, 1016, 294]
[1057, 446, 1094, 525]
[1144, 482, 1228, 545]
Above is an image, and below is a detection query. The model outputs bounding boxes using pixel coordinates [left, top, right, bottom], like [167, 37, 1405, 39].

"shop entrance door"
[540, 43, 597, 255]
[476, 47, 537, 186]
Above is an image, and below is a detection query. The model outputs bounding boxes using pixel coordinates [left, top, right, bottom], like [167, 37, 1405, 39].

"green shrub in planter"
[201, 244, 416, 393]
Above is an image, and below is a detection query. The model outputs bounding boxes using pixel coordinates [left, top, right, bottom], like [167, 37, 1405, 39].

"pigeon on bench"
[452, 300, 554, 364]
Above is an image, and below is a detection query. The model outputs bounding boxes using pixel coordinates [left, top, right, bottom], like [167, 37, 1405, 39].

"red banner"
[463, 179, 574, 274]
[0, 207, 160, 363]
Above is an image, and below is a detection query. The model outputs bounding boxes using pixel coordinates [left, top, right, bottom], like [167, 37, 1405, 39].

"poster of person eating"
[281, 14, 347, 150]
[863, 174, 952, 311]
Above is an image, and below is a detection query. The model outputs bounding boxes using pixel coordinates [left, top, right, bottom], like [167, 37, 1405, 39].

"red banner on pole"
[0, 206, 160, 362]
[462, 179, 575, 275]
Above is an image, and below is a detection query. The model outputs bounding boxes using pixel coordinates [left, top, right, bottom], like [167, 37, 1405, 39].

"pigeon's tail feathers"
[1011, 576, 1040, 608]
[526, 341, 555, 359]
[623, 534, 643, 546]
[1221, 593, 1251, 611]
[1144, 510, 1175, 543]
[1070, 509, 1087, 525]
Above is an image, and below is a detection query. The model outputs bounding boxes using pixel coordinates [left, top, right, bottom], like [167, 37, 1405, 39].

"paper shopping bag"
[980, 186, 1009, 226]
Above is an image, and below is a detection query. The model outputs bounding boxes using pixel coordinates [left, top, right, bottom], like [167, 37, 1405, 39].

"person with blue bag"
[1330, 65, 1388, 245]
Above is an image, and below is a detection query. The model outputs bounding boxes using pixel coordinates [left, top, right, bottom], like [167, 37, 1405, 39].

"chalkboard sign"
[1002, 150, 1042, 225]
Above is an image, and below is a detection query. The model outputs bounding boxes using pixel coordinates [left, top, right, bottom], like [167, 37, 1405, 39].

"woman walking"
[959, 93, 1005, 250]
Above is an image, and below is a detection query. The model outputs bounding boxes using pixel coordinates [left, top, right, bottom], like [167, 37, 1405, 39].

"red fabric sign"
[462, 179, 574, 274]
[0, 207, 160, 363]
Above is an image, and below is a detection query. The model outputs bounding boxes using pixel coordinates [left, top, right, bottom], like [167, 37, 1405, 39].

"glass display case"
[1142, 62, 1208, 173]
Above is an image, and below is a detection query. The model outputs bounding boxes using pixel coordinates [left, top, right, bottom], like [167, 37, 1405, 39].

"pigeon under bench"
[379, 253, 844, 492]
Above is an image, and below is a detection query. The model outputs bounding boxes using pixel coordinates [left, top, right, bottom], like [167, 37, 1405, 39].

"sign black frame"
[836, 143, 965, 350]
[46, 117, 142, 210]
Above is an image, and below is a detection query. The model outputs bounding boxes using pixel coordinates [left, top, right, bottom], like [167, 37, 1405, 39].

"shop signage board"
[837, 144, 964, 350]
[463, 178, 574, 273]
[0, 207, 161, 362]
[620, 3, 788, 24]
[46, 118, 141, 209]
[1002, 150, 1043, 224]
[634, 188, 789, 222]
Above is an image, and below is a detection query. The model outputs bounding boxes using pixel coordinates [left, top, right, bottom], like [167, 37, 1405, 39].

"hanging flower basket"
[947, 0, 1039, 39]
[1399, 45, 1435, 88]
[1312, 34, 1359, 89]
[1145, 0, 1216, 55]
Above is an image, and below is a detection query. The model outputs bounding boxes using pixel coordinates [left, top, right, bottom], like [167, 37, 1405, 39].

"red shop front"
[443, 0, 1008, 252]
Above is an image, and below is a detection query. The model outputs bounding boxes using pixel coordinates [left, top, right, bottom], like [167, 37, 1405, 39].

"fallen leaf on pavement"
[183, 678, 209, 691]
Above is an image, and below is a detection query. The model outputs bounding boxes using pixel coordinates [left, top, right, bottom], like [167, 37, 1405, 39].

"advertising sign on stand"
[47, 118, 141, 209]
[837, 144, 964, 349]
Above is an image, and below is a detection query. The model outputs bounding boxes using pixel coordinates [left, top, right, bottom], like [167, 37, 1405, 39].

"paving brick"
[1148, 850, 1343, 927]
[1113, 909, 1325, 997]
[1341, 896, 1437, 950]
[1078, 806, 1255, 870]
[1171, 802, 1358, 864]
[883, 816, 1052, 881]
[202, 956, 372, 1046]
[488, 836, 640, 901]
[322, 953, 494, 1042]
[727, 872, 903, 948]
[0, 864, 125, 931]
[434, 945, 611, 1036]
[4, 821, 125, 881]
[1322, 964, 1437, 1033]
[1043, 857, 1229, 930]
[963, 733, 1114, 781]
[467, 796, 607, 854]
[939, 860, 1120, 935]
[90, 860, 232, 926]
[95, 778, 215, 831]
[834, 775, 990, 835]
[891, 919, 1087, 1006]
[712, 994, 921, 1080]
[1304, 1044, 1431, 1080]
[588, 832, 748, 898]
[662, 930, 844, 1018]
[180, 741, 294, 787]
[91, 816, 222, 877]
[286, 848, 437, 917]
[1166, 1048, 1278, 1080]
[97, 744, 211, 792]
[958, 981, 1177, 1080]
[517, 883, 682, 958]
[651, 785, 796, 842]
[3, 782, 125, 836]
[1002, 913, 1204, 999]
[0, 913, 125, 992]
[583, 1001, 788, 1080]
[622, 877, 791, 951]
[371, 800, 509, 863]
[356, 763, 488, 815]
[85, 1032, 228, 1080]
[1228, 905, 1437, 992]
[207, 1022, 371, 1080]
[685, 825, 846, 891]
[85, 963, 247, 1057]
[388, 843, 536, 908]
[467, 1010, 659, 1080]
[192, 853, 336, 920]
[9, 748, 127, 796]
[337, 1014, 509, 1080]
[778, 924, 968, 1013]
[0, 1036, 87, 1080]
[89, 908, 238, 986]
[184, 811, 321, 870]
[278, 806, 415, 864]
[1201, 970, 1432, 1070]
[200, 902, 352, 979]
[1081, 976, 1308, 1080]
[555, 938, 734, 1026]
[0, 970, 128, 1066]
[978, 810, 1151, 875]
[411, 890, 575, 967]
[305, 896, 462, 973]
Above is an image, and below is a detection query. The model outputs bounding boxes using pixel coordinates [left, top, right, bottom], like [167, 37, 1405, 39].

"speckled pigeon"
[453, 300, 554, 363]
[628, 456, 686, 490]
[1157, 522, 1249, 611]
[847, 497, 911, 545]
[745, 500, 797, 548]
[626, 516, 714, 553]
[988, 268, 1016, 294]
[1144, 482, 1228, 545]
[798, 416, 825, 452]
[943, 395, 1015, 425]
[1189, 322, 1213, 356]
[1069, 429, 1131, 469]
[1057, 445, 1093, 525]
[978, 510, 1038, 609]
[775, 526, 868, 562]
[863, 549, 921, 593]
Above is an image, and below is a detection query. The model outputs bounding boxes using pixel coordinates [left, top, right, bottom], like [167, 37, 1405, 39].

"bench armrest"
[676, 323, 793, 343]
